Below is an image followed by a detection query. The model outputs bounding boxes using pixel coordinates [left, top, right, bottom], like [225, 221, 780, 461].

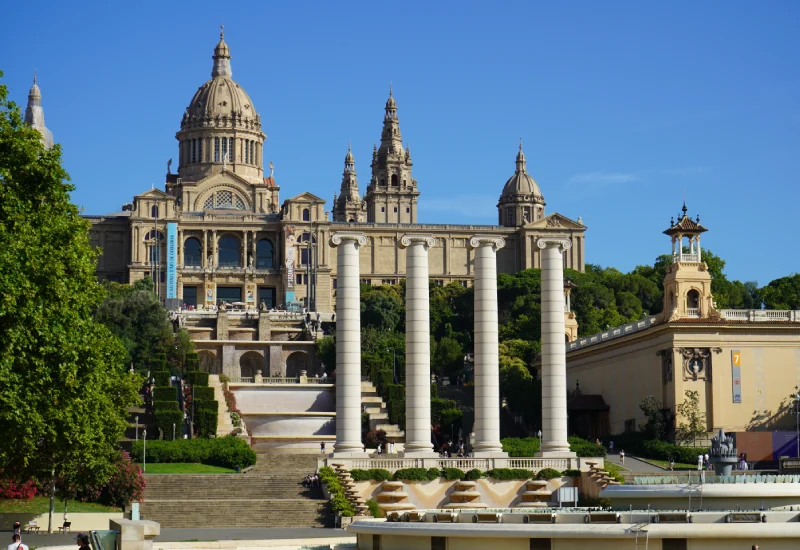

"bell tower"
[364, 87, 420, 223]
[662, 203, 714, 320]
[333, 144, 366, 222]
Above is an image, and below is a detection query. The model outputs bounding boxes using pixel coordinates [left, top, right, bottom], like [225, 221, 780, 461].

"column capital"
[536, 237, 572, 251]
[399, 234, 436, 249]
[329, 232, 367, 247]
[469, 235, 505, 251]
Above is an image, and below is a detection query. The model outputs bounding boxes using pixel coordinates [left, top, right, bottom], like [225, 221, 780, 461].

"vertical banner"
[166, 222, 177, 299]
[284, 227, 296, 305]
[732, 350, 742, 403]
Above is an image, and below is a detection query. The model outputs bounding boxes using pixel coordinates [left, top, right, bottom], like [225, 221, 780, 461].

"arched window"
[391, 174, 398, 186]
[151, 205, 159, 218]
[184, 237, 202, 267]
[218, 236, 240, 267]
[687, 289, 700, 309]
[302, 208, 310, 221]
[256, 239, 274, 268]
[214, 137, 220, 162]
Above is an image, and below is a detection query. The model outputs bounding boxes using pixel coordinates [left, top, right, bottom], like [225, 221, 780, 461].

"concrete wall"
[246, 414, 335, 437]
[0, 512, 124, 531]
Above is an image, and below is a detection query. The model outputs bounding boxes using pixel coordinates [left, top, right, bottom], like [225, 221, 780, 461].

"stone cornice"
[536, 237, 572, 251]
[399, 234, 436, 249]
[469, 235, 506, 251]
[329, 232, 367, 247]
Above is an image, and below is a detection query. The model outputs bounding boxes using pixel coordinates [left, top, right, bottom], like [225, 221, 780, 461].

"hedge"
[185, 371, 209, 386]
[185, 352, 199, 371]
[131, 436, 256, 469]
[194, 399, 218, 412]
[153, 386, 178, 402]
[431, 398, 458, 424]
[151, 358, 167, 372]
[568, 436, 606, 458]
[319, 466, 355, 517]
[195, 408, 218, 438]
[154, 409, 183, 440]
[154, 400, 179, 411]
[152, 371, 170, 387]
[485, 468, 534, 480]
[393, 468, 440, 481]
[501, 437, 607, 458]
[439, 408, 463, 432]
[638, 439, 709, 465]
[350, 469, 392, 482]
[441, 467, 465, 481]
[535, 468, 562, 480]
[192, 387, 215, 401]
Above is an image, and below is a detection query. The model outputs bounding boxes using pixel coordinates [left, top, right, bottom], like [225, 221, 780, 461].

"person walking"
[320, 441, 326, 454]
[8, 535, 28, 550]
[75, 534, 90, 550]
[619, 449, 625, 465]
[389, 441, 395, 455]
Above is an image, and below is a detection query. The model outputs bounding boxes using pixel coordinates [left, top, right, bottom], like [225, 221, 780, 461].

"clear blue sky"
[3, 1, 799, 286]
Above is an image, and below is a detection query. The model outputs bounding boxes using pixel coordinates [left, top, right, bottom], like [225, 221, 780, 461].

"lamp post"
[795, 393, 800, 458]
[135, 416, 139, 441]
[142, 429, 147, 473]
[537, 429, 542, 449]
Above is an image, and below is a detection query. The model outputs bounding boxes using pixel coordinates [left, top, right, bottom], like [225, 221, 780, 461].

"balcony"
[673, 253, 699, 263]
[720, 309, 800, 322]
[686, 308, 700, 318]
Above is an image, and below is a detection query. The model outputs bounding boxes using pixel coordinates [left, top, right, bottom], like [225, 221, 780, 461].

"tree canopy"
[0, 73, 140, 504]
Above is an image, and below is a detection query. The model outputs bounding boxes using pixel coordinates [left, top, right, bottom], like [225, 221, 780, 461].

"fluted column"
[330, 232, 367, 456]
[537, 238, 575, 457]
[469, 236, 507, 457]
[400, 235, 437, 457]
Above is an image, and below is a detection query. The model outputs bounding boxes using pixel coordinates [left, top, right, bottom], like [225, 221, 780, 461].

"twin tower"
[329, 232, 575, 459]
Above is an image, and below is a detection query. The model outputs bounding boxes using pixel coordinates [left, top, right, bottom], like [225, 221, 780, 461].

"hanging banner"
[732, 350, 742, 403]
[285, 226, 296, 305]
[166, 222, 177, 299]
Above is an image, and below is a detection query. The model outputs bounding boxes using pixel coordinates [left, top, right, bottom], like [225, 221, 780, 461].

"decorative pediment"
[135, 188, 173, 200]
[284, 191, 326, 204]
[526, 213, 585, 230]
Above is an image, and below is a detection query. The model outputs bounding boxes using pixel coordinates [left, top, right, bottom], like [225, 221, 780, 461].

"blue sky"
[3, 1, 799, 285]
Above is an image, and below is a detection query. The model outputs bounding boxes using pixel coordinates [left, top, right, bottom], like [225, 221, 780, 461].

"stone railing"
[720, 309, 800, 322]
[673, 253, 699, 263]
[566, 316, 658, 352]
[228, 376, 332, 385]
[322, 456, 596, 472]
[686, 308, 700, 317]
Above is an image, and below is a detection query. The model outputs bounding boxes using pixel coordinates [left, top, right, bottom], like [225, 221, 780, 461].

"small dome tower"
[497, 140, 545, 226]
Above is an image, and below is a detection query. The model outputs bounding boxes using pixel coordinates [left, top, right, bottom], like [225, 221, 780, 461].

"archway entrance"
[239, 351, 265, 379]
[286, 351, 310, 378]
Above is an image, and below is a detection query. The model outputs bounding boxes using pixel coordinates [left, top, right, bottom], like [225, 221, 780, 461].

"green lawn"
[641, 458, 698, 471]
[0, 496, 120, 514]
[139, 463, 236, 474]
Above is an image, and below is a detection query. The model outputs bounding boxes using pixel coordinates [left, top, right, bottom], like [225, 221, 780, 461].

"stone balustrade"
[320, 456, 590, 472]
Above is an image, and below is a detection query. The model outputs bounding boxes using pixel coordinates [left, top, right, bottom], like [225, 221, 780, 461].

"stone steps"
[139, 499, 330, 528]
[143, 475, 317, 501]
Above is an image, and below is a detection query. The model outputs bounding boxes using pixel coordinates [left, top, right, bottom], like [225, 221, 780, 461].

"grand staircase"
[361, 380, 404, 444]
[139, 452, 330, 528]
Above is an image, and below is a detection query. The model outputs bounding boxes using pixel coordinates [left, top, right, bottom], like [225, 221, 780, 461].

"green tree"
[316, 335, 336, 373]
[760, 274, 800, 310]
[676, 390, 706, 446]
[0, 74, 141, 531]
[361, 288, 403, 332]
[431, 337, 464, 378]
[639, 395, 667, 440]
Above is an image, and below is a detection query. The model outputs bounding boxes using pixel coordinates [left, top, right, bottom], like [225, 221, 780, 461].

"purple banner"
[772, 431, 798, 459]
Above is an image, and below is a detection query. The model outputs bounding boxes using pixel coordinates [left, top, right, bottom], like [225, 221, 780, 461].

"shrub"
[131, 436, 256, 469]
[103, 451, 146, 506]
[185, 352, 199, 371]
[563, 469, 582, 477]
[153, 386, 178, 402]
[154, 400, 179, 411]
[0, 478, 37, 500]
[485, 468, 534, 480]
[194, 399, 218, 412]
[427, 467, 441, 480]
[603, 461, 625, 484]
[388, 399, 405, 430]
[150, 358, 167, 372]
[154, 409, 183, 439]
[195, 407, 218, 437]
[393, 468, 430, 481]
[439, 408, 463, 432]
[186, 371, 209, 386]
[441, 467, 465, 481]
[501, 437, 540, 457]
[366, 499, 383, 518]
[319, 466, 355, 517]
[568, 436, 606, 458]
[365, 430, 388, 449]
[465, 469, 482, 480]
[152, 371, 170, 387]
[350, 469, 392, 482]
[219, 374, 231, 383]
[535, 468, 562, 480]
[638, 440, 708, 465]
[430, 383, 438, 399]
[193, 387, 215, 401]
[431, 397, 458, 424]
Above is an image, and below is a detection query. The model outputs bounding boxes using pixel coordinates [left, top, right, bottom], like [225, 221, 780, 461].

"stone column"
[537, 238, 575, 457]
[400, 235, 437, 456]
[330, 232, 367, 456]
[469, 236, 507, 457]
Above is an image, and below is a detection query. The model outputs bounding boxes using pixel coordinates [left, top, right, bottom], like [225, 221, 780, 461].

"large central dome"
[180, 31, 261, 132]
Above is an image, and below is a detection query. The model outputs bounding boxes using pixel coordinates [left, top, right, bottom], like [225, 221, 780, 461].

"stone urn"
[710, 428, 738, 476]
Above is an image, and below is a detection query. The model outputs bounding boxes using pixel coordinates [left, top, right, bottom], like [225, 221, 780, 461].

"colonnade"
[329, 232, 574, 458]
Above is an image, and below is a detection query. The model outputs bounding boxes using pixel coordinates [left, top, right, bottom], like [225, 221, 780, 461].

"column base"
[332, 443, 366, 457]
[402, 450, 439, 458]
[331, 450, 367, 458]
[472, 451, 509, 458]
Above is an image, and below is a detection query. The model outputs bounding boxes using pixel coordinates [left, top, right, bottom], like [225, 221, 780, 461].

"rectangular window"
[191, 139, 196, 163]
[182, 286, 197, 308]
[214, 138, 220, 162]
[296, 274, 303, 285]
[461, 280, 469, 288]
[431, 537, 446, 550]
[662, 540, 687, 550]
[406, 207, 410, 213]
[301, 248, 310, 265]
[245, 140, 249, 164]
[229, 138, 234, 162]
[529, 539, 552, 550]
[393, 207, 398, 212]
[360, 279, 370, 286]
[222, 137, 229, 161]
[250, 142, 255, 165]
[216, 286, 242, 304]
[372, 534, 381, 550]
[432, 279, 445, 286]
[381, 207, 385, 212]
[332, 278, 337, 289]
[198, 139, 202, 162]
[258, 287, 276, 309]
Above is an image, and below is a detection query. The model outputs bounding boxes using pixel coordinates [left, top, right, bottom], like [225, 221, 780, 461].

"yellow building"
[558, 206, 800, 440]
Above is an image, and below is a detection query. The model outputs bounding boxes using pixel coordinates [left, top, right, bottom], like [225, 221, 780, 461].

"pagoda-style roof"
[663, 203, 708, 236]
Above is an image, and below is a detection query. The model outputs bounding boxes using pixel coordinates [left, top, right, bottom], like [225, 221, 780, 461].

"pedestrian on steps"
[619, 449, 625, 465]
[320, 442, 326, 454]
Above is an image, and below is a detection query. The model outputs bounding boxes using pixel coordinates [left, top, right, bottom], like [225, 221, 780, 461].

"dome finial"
[212, 27, 232, 78]
[519, 137, 523, 151]
[389, 82, 393, 98]
[682, 201, 688, 217]
[33, 70, 37, 86]
[220, 24, 224, 40]
[515, 140, 527, 173]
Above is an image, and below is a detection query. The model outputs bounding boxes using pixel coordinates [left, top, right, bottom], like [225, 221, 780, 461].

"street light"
[537, 429, 542, 449]
[135, 416, 139, 441]
[142, 429, 147, 473]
